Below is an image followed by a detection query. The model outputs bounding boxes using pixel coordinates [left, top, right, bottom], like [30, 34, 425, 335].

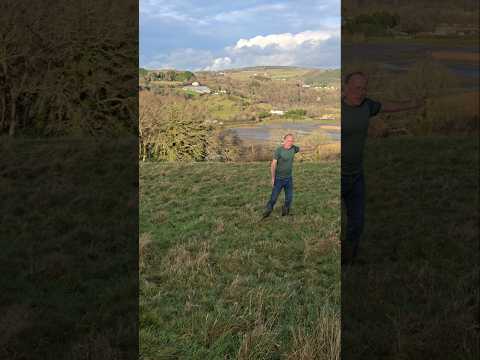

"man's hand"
[270, 159, 277, 186]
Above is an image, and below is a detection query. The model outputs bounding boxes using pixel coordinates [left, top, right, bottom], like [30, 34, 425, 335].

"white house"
[270, 110, 285, 116]
[192, 81, 200, 86]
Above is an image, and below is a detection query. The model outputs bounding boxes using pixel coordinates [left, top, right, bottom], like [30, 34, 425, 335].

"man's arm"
[380, 98, 425, 113]
[270, 159, 277, 186]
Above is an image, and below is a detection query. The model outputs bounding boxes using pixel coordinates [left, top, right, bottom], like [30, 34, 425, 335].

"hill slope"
[140, 161, 341, 359]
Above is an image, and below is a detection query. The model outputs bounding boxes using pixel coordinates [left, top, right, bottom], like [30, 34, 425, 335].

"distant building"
[302, 84, 311, 88]
[192, 81, 200, 86]
[270, 110, 285, 116]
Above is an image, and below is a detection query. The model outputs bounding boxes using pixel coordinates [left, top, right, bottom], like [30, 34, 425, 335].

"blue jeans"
[341, 173, 365, 256]
[266, 176, 293, 210]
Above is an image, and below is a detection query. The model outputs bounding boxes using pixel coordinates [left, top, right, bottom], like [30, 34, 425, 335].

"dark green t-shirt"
[274, 145, 299, 179]
[341, 98, 382, 175]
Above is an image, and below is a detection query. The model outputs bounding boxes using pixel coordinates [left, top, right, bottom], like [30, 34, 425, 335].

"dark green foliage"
[175, 71, 196, 82]
[344, 12, 400, 36]
[141, 104, 212, 162]
[155, 117, 212, 162]
[147, 70, 196, 82]
[285, 109, 307, 119]
[258, 111, 271, 119]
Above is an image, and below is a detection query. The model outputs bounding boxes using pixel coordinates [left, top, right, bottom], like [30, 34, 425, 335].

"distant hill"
[221, 66, 339, 73]
[225, 66, 303, 72]
[199, 66, 341, 86]
[301, 69, 341, 86]
[141, 66, 341, 86]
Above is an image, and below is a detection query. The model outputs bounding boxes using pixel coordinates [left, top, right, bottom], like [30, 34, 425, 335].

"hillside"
[139, 66, 341, 162]
[140, 160, 341, 359]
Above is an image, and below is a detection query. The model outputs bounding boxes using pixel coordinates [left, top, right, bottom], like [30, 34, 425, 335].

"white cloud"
[202, 29, 340, 70]
[204, 57, 232, 71]
[211, 3, 288, 23]
[140, 1, 341, 71]
[233, 30, 336, 50]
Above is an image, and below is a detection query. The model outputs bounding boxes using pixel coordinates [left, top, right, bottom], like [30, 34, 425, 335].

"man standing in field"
[262, 134, 299, 219]
[342, 71, 425, 264]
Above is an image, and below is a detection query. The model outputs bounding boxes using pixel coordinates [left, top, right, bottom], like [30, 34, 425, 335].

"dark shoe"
[262, 209, 272, 219]
[281, 206, 290, 216]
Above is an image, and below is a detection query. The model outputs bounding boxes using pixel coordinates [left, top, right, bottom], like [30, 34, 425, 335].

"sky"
[140, 0, 340, 71]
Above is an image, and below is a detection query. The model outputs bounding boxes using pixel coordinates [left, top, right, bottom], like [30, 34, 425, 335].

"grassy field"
[140, 161, 341, 359]
[0, 138, 138, 359]
[222, 67, 340, 87]
[224, 67, 312, 81]
[342, 135, 479, 359]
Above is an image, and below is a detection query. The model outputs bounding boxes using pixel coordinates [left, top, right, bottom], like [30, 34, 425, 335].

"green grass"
[226, 67, 311, 81]
[342, 135, 479, 359]
[183, 89, 201, 98]
[301, 69, 341, 87]
[203, 97, 242, 121]
[223, 67, 340, 87]
[0, 137, 138, 359]
[140, 161, 341, 359]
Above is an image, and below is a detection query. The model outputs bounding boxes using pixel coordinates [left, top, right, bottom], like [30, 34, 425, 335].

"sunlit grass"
[140, 161, 341, 359]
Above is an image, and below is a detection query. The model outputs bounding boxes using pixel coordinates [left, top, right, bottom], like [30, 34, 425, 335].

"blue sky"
[140, 0, 340, 70]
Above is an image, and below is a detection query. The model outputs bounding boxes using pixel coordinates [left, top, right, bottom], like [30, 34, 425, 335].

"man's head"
[283, 134, 294, 149]
[343, 72, 368, 106]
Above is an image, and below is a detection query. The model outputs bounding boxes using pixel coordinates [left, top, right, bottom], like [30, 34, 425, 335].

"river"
[229, 121, 340, 144]
[343, 42, 479, 89]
